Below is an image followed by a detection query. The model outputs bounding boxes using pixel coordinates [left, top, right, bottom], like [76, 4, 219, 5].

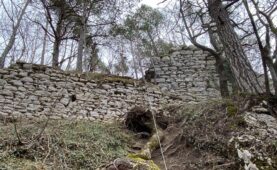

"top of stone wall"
[151, 45, 211, 62]
[171, 45, 202, 51]
[8, 61, 143, 86]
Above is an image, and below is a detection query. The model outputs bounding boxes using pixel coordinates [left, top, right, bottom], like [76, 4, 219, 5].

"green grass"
[0, 119, 133, 170]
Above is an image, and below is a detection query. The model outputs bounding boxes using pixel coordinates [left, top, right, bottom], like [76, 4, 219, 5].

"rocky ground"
[152, 97, 277, 170]
[103, 95, 277, 170]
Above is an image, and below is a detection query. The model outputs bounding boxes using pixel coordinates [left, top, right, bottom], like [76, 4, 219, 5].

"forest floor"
[0, 118, 134, 169]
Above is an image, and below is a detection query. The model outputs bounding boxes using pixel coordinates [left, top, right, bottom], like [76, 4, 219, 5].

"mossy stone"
[128, 154, 160, 170]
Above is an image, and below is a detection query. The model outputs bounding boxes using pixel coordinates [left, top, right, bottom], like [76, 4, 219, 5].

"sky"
[140, 0, 166, 8]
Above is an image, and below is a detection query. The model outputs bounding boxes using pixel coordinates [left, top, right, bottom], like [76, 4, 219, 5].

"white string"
[145, 94, 168, 170]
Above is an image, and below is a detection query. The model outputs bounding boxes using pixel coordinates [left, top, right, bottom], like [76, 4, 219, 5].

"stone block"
[10, 80, 23, 86]
[18, 71, 28, 77]
[61, 98, 70, 106]
[102, 84, 112, 89]
[0, 79, 7, 86]
[0, 90, 13, 96]
[156, 78, 166, 83]
[0, 69, 9, 74]
[21, 77, 33, 83]
[23, 64, 33, 70]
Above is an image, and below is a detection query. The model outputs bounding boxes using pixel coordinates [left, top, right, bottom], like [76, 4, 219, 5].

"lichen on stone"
[127, 154, 160, 170]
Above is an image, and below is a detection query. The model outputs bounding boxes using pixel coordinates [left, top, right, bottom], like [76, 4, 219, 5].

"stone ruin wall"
[0, 46, 221, 121]
[0, 62, 184, 121]
[148, 45, 221, 101]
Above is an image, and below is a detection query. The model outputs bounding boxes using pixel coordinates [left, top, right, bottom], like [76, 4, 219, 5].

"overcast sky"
[140, 0, 165, 8]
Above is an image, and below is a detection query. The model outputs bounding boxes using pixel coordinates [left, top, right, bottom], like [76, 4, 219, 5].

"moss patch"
[128, 154, 160, 170]
[225, 99, 239, 117]
[74, 72, 143, 85]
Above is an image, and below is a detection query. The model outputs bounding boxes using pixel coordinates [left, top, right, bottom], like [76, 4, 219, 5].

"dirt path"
[151, 125, 235, 170]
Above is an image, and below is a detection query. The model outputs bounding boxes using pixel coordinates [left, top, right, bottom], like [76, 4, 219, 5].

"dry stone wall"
[0, 45, 221, 121]
[0, 62, 184, 121]
[148, 45, 220, 100]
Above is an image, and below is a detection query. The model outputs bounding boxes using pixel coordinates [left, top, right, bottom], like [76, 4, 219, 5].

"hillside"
[0, 95, 276, 170]
[151, 97, 277, 170]
[0, 119, 133, 169]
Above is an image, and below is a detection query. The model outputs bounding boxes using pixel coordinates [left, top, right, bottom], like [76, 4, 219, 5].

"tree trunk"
[137, 46, 145, 78]
[243, 0, 272, 96]
[66, 41, 74, 71]
[52, 16, 63, 68]
[147, 31, 159, 57]
[61, 39, 68, 63]
[76, 3, 86, 72]
[52, 38, 61, 68]
[265, 57, 277, 95]
[89, 43, 98, 72]
[274, 59, 277, 73]
[215, 57, 230, 97]
[0, 0, 30, 68]
[208, 0, 263, 94]
[130, 41, 138, 79]
[77, 28, 85, 72]
[138, 55, 145, 78]
[30, 30, 39, 63]
[19, 37, 26, 60]
[41, 21, 49, 65]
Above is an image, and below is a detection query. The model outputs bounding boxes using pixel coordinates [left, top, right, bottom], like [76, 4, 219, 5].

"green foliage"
[130, 5, 164, 33]
[110, 4, 172, 59]
[111, 5, 164, 38]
